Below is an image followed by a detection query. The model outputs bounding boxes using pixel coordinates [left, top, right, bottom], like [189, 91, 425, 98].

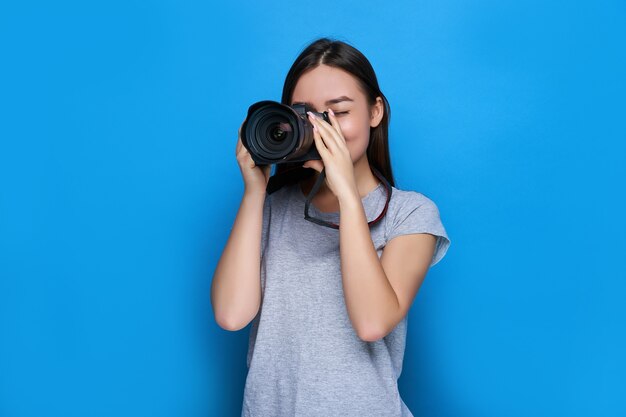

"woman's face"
[290, 64, 383, 164]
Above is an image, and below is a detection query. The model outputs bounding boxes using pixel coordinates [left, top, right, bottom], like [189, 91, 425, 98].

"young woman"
[211, 37, 451, 417]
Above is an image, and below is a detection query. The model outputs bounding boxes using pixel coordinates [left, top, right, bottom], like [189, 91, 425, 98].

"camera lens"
[267, 121, 292, 142]
[257, 114, 294, 150]
[245, 103, 301, 161]
[242, 100, 318, 164]
[270, 123, 289, 141]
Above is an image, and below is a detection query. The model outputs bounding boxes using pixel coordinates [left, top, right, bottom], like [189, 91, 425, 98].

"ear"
[369, 96, 384, 128]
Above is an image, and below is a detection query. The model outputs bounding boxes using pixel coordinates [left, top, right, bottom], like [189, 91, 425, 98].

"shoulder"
[385, 185, 449, 241]
[383, 185, 451, 266]
[388, 186, 441, 219]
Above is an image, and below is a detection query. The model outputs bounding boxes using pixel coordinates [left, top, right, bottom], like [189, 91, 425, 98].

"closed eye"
[334, 111, 349, 115]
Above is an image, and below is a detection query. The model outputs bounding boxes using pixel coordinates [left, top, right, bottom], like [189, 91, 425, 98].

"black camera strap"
[303, 168, 336, 228]
[303, 166, 392, 230]
[266, 165, 314, 195]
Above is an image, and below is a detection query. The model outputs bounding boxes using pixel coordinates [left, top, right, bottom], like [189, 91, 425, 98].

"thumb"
[302, 160, 324, 173]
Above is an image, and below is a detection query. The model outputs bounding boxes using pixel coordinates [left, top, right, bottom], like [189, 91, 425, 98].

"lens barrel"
[241, 100, 326, 165]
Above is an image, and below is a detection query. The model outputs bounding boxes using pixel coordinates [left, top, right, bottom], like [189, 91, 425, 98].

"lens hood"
[241, 100, 326, 165]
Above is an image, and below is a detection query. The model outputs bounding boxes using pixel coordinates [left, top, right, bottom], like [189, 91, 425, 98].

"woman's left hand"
[302, 109, 358, 200]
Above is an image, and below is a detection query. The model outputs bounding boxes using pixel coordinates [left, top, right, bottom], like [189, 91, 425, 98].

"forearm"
[338, 192, 400, 341]
[211, 189, 265, 330]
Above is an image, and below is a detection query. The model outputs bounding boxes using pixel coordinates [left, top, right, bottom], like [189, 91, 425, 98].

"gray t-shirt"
[242, 180, 451, 417]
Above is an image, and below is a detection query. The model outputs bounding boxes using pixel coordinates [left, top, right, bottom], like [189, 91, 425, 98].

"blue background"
[1, 1, 625, 416]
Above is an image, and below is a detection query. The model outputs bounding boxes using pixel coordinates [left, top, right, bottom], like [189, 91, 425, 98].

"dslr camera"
[240, 100, 330, 165]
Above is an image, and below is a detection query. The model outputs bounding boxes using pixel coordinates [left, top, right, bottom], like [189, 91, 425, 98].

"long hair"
[269, 37, 395, 191]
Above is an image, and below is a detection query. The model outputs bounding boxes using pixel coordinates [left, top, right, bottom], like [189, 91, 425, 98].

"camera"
[240, 100, 330, 165]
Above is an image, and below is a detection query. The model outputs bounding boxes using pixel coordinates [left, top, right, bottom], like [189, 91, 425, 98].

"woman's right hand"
[236, 121, 271, 194]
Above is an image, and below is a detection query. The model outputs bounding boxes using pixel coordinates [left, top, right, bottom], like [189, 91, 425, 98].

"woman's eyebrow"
[291, 96, 354, 106]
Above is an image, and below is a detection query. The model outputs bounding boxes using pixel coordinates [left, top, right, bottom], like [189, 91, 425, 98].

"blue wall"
[1, 1, 624, 416]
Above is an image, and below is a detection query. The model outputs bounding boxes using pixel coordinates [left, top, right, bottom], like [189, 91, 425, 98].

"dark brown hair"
[270, 37, 395, 190]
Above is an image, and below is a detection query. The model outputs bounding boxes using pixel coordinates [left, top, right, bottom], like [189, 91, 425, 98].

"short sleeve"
[386, 193, 451, 267]
[260, 193, 271, 259]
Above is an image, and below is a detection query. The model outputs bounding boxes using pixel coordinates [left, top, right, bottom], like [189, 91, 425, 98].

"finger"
[236, 139, 250, 160]
[310, 126, 333, 171]
[327, 108, 346, 144]
[302, 159, 324, 173]
[308, 112, 340, 154]
[235, 144, 253, 166]
[237, 122, 245, 154]
[307, 114, 329, 155]
[311, 111, 348, 154]
[311, 121, 331, 161]
[262, 164, 271, 178]
[237, 152, 251, 167]
[245, 152, 256, 169]
[237, 120, 247, 149]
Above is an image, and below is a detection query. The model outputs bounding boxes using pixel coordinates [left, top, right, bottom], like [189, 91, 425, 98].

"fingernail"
[328, 108, 334, 116]
[307, 111, 316, 119]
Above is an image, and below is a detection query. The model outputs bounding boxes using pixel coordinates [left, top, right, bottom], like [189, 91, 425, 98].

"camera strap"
[266, 165, 315, 195]
[303, 166, 393, 230]
[303, 168, 336, 228]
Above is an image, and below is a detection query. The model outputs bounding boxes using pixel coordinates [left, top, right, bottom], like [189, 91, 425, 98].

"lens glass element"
[246, 103, 301, 161]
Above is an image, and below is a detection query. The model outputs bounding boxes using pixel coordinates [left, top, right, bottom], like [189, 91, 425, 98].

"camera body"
[241, 100, 330, 165]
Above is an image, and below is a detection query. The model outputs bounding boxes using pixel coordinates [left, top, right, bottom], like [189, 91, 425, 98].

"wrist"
[243, 186, 267, 199]
[338, 186, 361, 209]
